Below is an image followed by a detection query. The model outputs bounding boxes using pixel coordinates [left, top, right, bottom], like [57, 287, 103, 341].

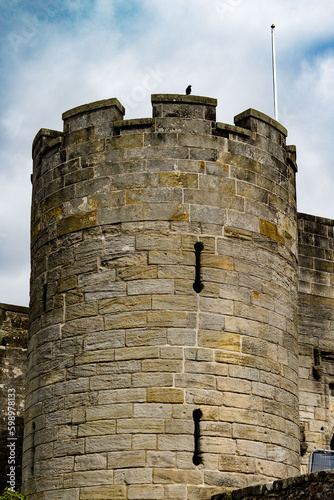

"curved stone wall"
[23, 94, 300, 499]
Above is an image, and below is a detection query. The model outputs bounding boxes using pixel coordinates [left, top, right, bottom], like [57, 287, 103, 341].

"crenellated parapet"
[31, 95, 298, 256]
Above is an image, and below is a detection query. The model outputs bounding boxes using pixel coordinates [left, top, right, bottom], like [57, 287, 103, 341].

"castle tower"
[23, 95, 300, 499]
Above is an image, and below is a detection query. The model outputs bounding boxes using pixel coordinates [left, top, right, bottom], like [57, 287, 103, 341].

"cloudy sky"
[1, 0, 334, 306]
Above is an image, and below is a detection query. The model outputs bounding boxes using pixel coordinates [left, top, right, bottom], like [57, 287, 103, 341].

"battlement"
[30, 94, 298, 256]
[234, 108, 287, 137]
[32, 94, 295, 168]
[151, 93, 217, 120]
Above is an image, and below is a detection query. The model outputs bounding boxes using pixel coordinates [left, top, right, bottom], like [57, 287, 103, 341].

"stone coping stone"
[211, 470, 334, 499]
[298, 212, 334, 226]
[0, 303, 29, 314]
[32, 128, 63, 153]
[216, 122, 252, 138]
[62, 98, 125, 120]
[151, 94, 218, 107]
[114, 118, 154, 128]
[234, 108, 287, 136]
[286, 145, 296, 154]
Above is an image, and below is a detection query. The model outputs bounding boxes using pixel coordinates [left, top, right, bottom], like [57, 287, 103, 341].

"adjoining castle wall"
[24, 94, 300, 500]
[0, 303, 28, 493]
[297, 214, 334, 472]
[212, 470, 334, 500]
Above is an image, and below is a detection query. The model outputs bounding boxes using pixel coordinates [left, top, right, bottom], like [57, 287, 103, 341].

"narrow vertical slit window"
[193, 242, 204, 293]
[313, 348, 321, 380]
[43, 283, 47, 312]
[193, 408, 202, 465]
[31, 421, 36, 476]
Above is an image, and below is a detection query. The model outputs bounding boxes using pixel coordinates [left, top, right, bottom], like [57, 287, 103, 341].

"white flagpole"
[271, 24, 278, 121]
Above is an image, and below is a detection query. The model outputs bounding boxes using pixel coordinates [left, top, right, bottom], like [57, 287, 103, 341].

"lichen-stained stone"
[25, 95, 301, 500]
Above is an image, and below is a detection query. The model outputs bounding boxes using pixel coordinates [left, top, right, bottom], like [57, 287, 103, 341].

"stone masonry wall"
[212, 470, 334, 499]
[297, 213, 334, 473]
[23, 95, 300, 500]
[0, 303, 28, 493]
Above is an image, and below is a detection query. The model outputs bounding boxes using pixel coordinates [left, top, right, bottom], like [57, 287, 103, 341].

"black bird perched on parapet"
[186, 85, 192, 95]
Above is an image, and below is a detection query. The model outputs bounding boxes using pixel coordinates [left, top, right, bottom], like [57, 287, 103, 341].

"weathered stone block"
[132, 434, 157, 450]
[98, 388, 146, 404]
[202, 253, 234, 270]
[61, 316, 103, 337]
[147, 387, 184, 403]
[84, 330, 125, 350]
[236, 439, 267, 459]
[164, 419, 193, 435]
[104, 311, 147, 329]
[132, 373, 173, 388]
[164, 484, 188, 500]
[190, 205, 225, 225]
[128, 485, 164, 500]
[152, 467, 203, 484]
[218, 454, 256, 473]
[128, 279, 174, 295]
[133, 403, 172, 418]
[185, 360, 228, 377]
[44, 489, 80, 500]
[78, 420, 116, 437]
[159, 171, 198, 188]
[98, 293, 151, 314]
[167, 328, 197, 345]
[114, 468, 153, 484]
[85, 282, 126, 301]
[200, 296, 234, 316]
[57, 210, 97, 237]
[80, 485, 126, 500]
[260, 218, 285, 245]
[117, 418, 165, 434]
[148, 250, 193, 266]
[147, 310, 189, 328]
[152, 294, 196, 310]
[90, 373, 130, 390]
[34, 457, 74, 476]
[108, 451, 146, 469]
[125, 328, 167, 347]
[198, 330, 241, 350]
[115, 346, 160, 361]
[54, 377, 89, 396]
[86, 404, 132, 421]
[97, 360, 141, 374]
[175, 373, 216, 390]
[74, 349, 115, 365]
[217, 377, 251, 394]
[74, 453, 107, 471]
[86, 434, 131, 453]
[141, 358, 183, 372]
[186, 389, 223, 406]
[63, 471, 113, 489]
[117, 262, 158, 281]
[136, 234, 181, 251]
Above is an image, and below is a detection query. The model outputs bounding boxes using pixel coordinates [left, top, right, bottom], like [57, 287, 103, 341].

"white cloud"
[314, 56, 334, 106]
[1, 0, 334, 305]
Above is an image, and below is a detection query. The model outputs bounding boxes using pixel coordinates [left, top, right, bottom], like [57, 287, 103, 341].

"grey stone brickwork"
[0, 303, 28, 492]
[297, 213, 334, 473]
[212, 470, 334, 499]
[18, 93, 334, 499]
[22, 94, 301, 500]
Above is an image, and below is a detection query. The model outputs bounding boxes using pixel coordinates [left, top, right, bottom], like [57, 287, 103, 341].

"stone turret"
[23, 94, 299, 499]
